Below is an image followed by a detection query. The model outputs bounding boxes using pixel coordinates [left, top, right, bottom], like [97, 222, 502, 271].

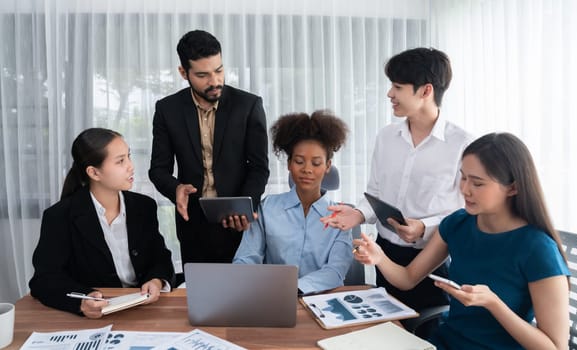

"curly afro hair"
[271, 110, 348, 161]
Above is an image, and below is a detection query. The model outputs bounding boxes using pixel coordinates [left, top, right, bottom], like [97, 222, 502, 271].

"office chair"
[559, 230, 577, 350]
[288, 165, 366, 285]
[404, 304, 449, 337]
[288, 164, 340, 191]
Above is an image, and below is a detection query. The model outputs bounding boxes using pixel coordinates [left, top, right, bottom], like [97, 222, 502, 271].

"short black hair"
[177, 30, 222, 71]
[385, 47, 452, 106]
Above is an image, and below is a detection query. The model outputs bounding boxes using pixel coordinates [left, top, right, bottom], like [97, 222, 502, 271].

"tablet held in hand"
[364, 192, 407, 232]
[199, 197, 255, 223]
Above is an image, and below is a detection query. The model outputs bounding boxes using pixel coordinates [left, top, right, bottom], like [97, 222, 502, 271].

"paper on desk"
[20, 327, 242, 350]
[20, 324, 112, 350]
[153, 329, 247, 350]
[301, 287, 418, 329]
[103, 331, 185, 350]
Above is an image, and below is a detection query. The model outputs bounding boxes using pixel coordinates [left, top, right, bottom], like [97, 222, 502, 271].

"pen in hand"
[66, 292, 108, 302]
[324, 203, 342, 230]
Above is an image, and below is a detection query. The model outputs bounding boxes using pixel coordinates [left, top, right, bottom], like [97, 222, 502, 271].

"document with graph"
[300, 287, 418, 329]
[153, 329, 247, 350]
[20, 326, 245, 350]
[20, 325, 113, 350]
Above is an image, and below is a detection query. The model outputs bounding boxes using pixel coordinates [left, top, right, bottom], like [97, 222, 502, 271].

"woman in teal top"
[234, 110, 353, 294]
[353, 133, 569, 349]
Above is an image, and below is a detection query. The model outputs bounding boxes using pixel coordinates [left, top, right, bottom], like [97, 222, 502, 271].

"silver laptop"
[184, 263, 298, 327]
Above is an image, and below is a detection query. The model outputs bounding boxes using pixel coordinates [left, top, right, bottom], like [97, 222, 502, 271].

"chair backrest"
[343, 223, 366, 285]
[559, 230, 577, 350]
[288, 164, 340, 191]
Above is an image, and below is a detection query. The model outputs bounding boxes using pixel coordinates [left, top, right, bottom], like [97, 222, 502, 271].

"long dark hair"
[463, 132, 567, 262]
[61, 128, 122, 199]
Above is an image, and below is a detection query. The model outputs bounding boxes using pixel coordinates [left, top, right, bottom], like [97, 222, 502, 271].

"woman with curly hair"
[233, 110, 353, 294]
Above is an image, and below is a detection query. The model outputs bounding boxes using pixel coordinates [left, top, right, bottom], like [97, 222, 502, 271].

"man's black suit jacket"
[148, 85, 269, 263]
[29, 187, 175, 315]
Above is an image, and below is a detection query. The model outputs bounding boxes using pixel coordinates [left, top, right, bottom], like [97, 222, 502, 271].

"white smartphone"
[428, 274, 461, 290]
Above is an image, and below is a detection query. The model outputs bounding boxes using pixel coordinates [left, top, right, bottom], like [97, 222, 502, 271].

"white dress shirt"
[355, 116, 473, 249]
[90, 191, 138, 287]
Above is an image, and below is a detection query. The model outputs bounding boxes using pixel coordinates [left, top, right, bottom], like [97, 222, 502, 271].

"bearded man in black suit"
[149, 30, 269, 266]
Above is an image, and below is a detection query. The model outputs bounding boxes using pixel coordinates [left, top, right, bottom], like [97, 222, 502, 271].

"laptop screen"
[184, 263, 298, 327]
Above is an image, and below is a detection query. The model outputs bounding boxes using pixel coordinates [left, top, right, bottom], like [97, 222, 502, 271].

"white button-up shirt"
[356, 116, 473, 249]
[90, 191, 138, 287]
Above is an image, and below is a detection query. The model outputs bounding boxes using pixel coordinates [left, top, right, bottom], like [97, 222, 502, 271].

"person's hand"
[387, 218, 425, 243]
[320, 204, 364, 230]
[352, 232, 386, 265]
[434, 282, 499, 309]
[175, 184, 197, 221]
[222, 212, 258, 231]
[80, 291, 108, 319]
[141, 278, 163, 303]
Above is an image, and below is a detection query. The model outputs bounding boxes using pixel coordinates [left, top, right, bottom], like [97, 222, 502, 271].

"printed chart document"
[102, 292, 150, 315]
[21, 325, 113, 350]
[20, 327, 245, 350]
[317, 322, 436, 350]
[153, 329, 247, 350]
[103, 331, 185, 350]
[300, 287, 418, 329]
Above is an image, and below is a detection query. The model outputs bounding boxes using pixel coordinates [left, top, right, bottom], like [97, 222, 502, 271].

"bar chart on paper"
[20, 325, 112, 350]
[300, 287, 418, 329]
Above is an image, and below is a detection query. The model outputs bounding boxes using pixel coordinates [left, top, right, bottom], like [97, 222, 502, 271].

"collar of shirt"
[399, 114, 448, 144]
[89, 191, 126, 221]
[283, 186, 331, 217]
[191, 90, 219, 112]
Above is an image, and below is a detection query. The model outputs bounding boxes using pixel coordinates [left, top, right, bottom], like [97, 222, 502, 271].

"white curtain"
[1, 0, 575, 303]
[430, 0, 577, 234]
[0, 0, 429, 302]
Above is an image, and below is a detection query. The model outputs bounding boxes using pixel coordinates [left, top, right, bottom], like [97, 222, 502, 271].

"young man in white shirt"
[322, 47, 472, 314]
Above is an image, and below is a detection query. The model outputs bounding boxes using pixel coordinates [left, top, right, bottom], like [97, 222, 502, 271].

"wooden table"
[9, 286, 385, 350]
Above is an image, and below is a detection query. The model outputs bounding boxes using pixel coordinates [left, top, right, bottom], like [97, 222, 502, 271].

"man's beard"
[189, 80, 224, 103]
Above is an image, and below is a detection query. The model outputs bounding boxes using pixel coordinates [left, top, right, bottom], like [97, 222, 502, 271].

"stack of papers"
[20, 326, 247, 350]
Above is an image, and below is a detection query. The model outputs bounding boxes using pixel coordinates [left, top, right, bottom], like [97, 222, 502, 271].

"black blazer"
[29, 187, 175, 315]
[148, 85, 269, 217]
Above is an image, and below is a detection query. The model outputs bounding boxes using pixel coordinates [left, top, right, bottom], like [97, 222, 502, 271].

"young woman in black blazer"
[29, 128, 175, 318]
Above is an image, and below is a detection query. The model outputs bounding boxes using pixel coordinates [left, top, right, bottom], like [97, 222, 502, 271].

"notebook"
[102, 292, 150, 315]
[184, 263, 298, 327]
[317, 321, 436, 350]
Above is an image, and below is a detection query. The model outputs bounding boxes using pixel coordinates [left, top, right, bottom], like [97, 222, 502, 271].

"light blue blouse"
[233, 187, 353, 294]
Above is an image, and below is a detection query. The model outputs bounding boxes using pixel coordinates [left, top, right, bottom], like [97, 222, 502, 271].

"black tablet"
[364, 192, 407, 232]
[199, 196, 255, 223]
